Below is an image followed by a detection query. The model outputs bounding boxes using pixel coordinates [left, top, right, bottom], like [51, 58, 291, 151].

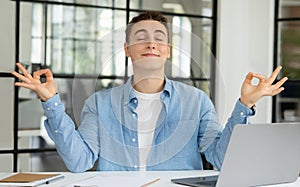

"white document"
[64, 175, 159, 187]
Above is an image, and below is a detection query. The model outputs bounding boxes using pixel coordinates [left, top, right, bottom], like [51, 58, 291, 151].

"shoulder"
[85, 83, 126, 103]
[83, 87, 112, 105]
[169, 79, 207, 96]
[168, 79, 213, 107]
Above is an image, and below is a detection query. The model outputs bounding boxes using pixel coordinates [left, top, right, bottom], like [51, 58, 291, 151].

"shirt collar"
[163, 76, 172, 98]
[123, 75, 172, 103]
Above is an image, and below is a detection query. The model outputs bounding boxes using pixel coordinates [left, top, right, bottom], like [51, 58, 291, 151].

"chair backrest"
[201, 153, 213, 170]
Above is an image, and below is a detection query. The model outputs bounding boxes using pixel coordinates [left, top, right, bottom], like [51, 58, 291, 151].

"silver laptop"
[171, 123, 300, 187]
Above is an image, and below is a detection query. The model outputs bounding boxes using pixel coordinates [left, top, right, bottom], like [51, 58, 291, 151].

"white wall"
[0, 0, 15, 172]
[216, 0, 275, 124]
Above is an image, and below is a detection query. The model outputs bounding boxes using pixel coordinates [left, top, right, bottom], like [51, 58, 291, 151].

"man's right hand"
[12, 62, 57, 101]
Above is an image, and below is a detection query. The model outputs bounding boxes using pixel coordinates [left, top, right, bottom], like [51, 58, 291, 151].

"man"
[12, 11, 287, 172]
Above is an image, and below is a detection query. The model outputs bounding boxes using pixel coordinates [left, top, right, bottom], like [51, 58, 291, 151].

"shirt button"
[133, 99, 137, 103]
[132, 138, 136, 142]
[133, 165, 138, 169]
[132, 113, 136, 117]
[47, 107, 51, 111]
[240, 112, 244, 116]
[54, 130, 58, 133]
[54, 102, 58, 106]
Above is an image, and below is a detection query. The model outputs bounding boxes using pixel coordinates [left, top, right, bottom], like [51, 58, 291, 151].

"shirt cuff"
[41, 93, 65, 118]
[232, 99, 255, 120]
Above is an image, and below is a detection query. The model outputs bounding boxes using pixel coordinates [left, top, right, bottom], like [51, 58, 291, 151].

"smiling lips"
[142, 53, 159, 57]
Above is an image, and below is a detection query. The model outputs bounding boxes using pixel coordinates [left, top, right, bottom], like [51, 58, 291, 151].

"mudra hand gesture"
[12, 62, 57, 101]
[240, 66, 288, 108]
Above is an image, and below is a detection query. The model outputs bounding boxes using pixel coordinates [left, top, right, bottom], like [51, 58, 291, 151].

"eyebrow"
[154, 29, 166, 36]
[134, 29, 166, 37]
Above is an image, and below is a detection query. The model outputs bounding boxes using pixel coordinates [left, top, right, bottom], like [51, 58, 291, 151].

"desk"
[0, 171, 299, 187]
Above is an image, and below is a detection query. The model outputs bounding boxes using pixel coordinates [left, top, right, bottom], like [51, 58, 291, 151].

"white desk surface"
[0, 170, 299, 187]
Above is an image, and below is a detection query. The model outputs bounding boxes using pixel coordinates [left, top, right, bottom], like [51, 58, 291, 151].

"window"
[274, 0, 300, 122]
[1, 0, 218, 172]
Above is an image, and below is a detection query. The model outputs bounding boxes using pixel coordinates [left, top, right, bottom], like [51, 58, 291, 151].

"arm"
[202, 66, 288, 169]
[12, 63, 98, 172]
[202, 99, 254, 170]
[42, 94, 99, 172]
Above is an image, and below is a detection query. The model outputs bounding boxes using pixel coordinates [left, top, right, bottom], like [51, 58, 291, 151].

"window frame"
[0, 0, 218, 172]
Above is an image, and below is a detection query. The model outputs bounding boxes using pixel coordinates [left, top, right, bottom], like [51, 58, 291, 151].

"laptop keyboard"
[171, 176, 218, 187]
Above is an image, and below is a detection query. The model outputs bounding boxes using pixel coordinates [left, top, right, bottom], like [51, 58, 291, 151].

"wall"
[0, 0, 15, 172]
[216, 0, 275, 124]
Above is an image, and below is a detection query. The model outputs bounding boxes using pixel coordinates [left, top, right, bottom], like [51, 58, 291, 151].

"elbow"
[211, 150, 224, 171]
[214, 160, 222, 171]
[66, 163, 88, 173]
[63, 156, 92, 173]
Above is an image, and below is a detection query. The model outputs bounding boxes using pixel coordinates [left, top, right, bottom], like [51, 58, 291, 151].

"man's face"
[124, 20, 170, 64]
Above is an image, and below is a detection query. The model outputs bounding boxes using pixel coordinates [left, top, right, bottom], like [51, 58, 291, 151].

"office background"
[0, 0, 299, 172]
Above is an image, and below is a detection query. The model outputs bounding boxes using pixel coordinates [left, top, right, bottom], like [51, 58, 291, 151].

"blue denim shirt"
[42, 77, 254, 172]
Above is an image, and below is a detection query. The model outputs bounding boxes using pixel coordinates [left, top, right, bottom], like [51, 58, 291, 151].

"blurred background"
[0, 0, 299, 172]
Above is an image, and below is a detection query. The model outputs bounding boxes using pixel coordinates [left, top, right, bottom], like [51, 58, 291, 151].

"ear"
[124, 43, 130, 57]
[167, 43, 171, 59]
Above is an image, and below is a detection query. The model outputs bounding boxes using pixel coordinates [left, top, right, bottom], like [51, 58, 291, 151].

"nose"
[146, 41, 156, 49]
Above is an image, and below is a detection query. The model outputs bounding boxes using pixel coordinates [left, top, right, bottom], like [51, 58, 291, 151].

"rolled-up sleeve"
[41, 94, 98, 172]
[203, 99, 255, 170]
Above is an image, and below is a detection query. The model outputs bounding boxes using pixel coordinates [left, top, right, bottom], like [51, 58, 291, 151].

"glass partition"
[280, 0, 300, 18]
[5, 0, 218, 171]
[130, 0, 213, 17]
[275, 0, 300, 122]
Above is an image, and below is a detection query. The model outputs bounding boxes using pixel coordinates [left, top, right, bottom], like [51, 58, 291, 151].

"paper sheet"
[64, 175, 159, 187]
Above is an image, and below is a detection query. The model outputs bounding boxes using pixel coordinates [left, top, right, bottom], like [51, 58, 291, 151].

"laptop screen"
[171, 123, 300, 187]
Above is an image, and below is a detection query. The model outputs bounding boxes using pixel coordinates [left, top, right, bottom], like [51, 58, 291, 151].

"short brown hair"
[125, 11, 169, 43]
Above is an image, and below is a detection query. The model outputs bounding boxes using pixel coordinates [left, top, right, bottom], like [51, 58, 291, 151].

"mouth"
[142, 53, 159, 57]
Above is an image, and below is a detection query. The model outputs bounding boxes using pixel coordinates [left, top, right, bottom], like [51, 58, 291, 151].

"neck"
[132, 75, 165, 94]
[132, 59, 166, 93]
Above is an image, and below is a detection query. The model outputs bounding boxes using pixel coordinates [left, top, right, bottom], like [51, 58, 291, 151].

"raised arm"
[11, 62, 56, 101]
[12, 62, 97, 172]
[204, 66, 288, 169]
[240, 66, 288, 108]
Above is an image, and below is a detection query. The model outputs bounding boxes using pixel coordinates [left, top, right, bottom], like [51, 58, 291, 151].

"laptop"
[171, 123, 300, 187]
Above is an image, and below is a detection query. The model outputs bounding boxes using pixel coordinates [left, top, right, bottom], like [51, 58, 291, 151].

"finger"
[12, 71, 32, 83]
[11, 71, 23, 78]
[267, 66, 282, 84]
[16, 62, 32, 78]
[14, 82, 34, 89]
[244, 72, 254, 84]
[44, 69, 54, 82]
[252, 73, 267, 82]
[32, 69, 49, 80]
[272, 77, 288, 89]
[271, 87, 285, 96]
[33, 71, 40, 80]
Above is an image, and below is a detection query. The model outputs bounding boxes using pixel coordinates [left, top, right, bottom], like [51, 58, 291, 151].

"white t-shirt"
[134, 89, 163, 171]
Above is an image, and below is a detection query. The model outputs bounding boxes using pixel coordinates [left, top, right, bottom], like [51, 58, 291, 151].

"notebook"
[0, 173, 64, 186]
[171, 123, 300, 187]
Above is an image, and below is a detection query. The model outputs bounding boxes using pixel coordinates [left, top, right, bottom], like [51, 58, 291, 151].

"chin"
[135, 57, 165, 66]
